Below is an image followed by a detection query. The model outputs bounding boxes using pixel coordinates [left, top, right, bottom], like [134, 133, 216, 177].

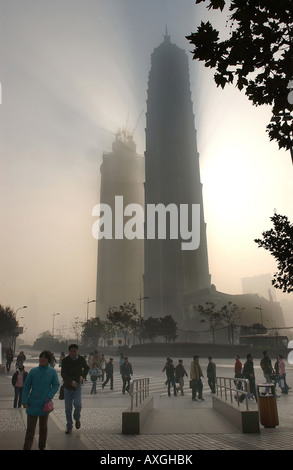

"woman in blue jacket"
[22, 350, 59, 450]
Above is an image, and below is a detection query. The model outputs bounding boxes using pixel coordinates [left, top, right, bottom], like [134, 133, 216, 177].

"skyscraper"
[95, 132, 144, 320]
[144, 33, 211, 326]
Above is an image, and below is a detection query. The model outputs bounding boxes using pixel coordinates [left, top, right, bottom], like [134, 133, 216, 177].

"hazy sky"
[1, 0, 292, 343]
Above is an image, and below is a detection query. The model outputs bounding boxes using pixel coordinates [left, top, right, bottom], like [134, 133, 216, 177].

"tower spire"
[164, 24, 170, 43]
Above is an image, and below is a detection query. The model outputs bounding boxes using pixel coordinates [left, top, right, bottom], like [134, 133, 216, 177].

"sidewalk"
[1, 384, 293, 450]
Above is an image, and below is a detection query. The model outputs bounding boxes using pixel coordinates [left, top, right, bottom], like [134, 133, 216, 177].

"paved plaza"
[1, 353, 293, 451]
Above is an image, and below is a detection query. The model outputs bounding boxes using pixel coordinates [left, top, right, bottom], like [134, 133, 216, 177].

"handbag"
[59, 384, 64, 400]
[43, 399, 54, 413]
[90, 368, 101, 377]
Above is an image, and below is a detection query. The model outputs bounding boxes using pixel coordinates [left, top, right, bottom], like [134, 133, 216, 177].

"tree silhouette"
[81, 317, 106, 348]
[107, 302, 139, 345]
[220, 301, 242, 344]
[159, 315, 178, 343]
[0, 305, 17, 340]
[186, 0, 293, 160]
[255, 213, 293, 293]
[196, 301, 223, 343]
[141, 317, 161, 343]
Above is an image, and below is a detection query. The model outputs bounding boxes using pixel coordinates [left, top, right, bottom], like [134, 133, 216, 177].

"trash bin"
[257, 384, 279, 428]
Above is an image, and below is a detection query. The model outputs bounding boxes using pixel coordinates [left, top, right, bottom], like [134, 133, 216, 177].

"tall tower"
[95, 132, 144, 320]
[144, 33, 211, 326]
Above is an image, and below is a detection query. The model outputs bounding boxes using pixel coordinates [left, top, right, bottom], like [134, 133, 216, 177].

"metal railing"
[216, 376, 252, 411]
[129, 378, 150, 411]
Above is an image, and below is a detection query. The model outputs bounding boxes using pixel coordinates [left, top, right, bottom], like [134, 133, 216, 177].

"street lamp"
[52, 312, 60, 337]
[16, 306, 27, 317]
[137, 294, 150, 344]
[86, 298, 96, 322]
[255, 306, 264, 326]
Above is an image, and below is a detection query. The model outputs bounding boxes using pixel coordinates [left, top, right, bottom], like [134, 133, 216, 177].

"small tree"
[196, 302, 223, 343]
[255, 213, 293, 293]
[159, 315, 178, 343]
[142, 317, 161, 343]
[0, 305, 18, 346]
[102, 320, 117, 347]
[81, 317, 105, 349]
[107, 302, 139, 345]
[220, 302, 242, 344]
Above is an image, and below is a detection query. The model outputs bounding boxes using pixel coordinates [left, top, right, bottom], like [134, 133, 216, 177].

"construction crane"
[98, 109, 144, 144]
[99, 127, 121, 140]
[131, 109, 144, 136]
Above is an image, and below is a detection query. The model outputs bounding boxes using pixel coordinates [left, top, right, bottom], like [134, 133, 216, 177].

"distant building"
[144, 33, 211, 326]
[95, 133, 144, 320]
[242, 273, 276, 302]
[181, 284, 286, 344]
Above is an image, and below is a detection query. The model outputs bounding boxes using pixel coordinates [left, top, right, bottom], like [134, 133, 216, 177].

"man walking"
[234, 355, 243, 390]
[102, 357, 114, 390]
[207, 357, 216, 394]
[260, 350, 279, 397]
[164, 358, 177, 397]
[237, 353, 257, 402]
[190, 355, 205, 401]
[61, 344, 89, 434]
[175, 359, 188, 396]
[120, 356, 133, 394]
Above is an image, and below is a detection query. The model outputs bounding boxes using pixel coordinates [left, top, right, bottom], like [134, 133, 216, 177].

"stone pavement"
[1, 369, 293, 451]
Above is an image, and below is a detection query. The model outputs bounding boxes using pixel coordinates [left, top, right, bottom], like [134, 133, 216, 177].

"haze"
[0, 0, 292, 343]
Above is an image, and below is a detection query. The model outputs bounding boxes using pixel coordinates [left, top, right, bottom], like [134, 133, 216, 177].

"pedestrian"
[61, 344, 90, 434]
[190, 355, 205, 401]
[119, 353, 124, 374]
[207, 356, 216, 394]
[102, 358, 114, 390]
[260, 350, 274, 383]
[121, 356, 133, 394]
[22, 351, 59, 450]
[163, 358, 177, 397]
[234, 355, 243, 390]
[237, 353, 257, 403]
[175, 359, 188, 396]
[277, 354, 291, 394]
[93, 350, 101, 368]
[16, 351, 26, 369]
[100, 354, 106, 381]
[59, 352, 65, 367]
[89, 364, 99, 394]
[260, 350, 279, 397]
[12, 364, 28, 408]
[6, 347, 14, 372]
[87, 351, 94, 369]
[162, 357, 171, 386]
[50, 353, 56, 368]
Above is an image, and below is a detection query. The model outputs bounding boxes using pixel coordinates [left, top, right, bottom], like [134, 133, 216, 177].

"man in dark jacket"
[260, 350, 279, 397]
[175, 359, 188, 396]
[102, 358, 114, 390]
[120, 357, 133, 394]
[238, 354, 257, 402]
[61, 344, 89, 434]
[207, 357, 216, 394]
